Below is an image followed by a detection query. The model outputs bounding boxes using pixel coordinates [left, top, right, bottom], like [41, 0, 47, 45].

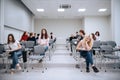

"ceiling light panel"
[78, 8, 86, 12]
[57, 8, 65, 12]
[37, 9, 44, 12]
[98, 8, 107, 12]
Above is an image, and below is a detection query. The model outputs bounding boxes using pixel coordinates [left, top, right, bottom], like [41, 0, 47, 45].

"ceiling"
[21, 0, 111, 19]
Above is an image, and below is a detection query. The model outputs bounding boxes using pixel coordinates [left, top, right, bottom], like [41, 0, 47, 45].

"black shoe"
[75, 64, 80, 68]
[86, 67, 90, 73]
[70, 53, 72, 56]
[92, 66, 99, 73]
[39, 59, 43, 63]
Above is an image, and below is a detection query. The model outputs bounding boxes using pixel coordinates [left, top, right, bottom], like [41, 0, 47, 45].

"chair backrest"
[34, 45, 45, 55]
[106, 41, 116, 48]
[49, 39, 54, 45]
[3, 44, 10, 51]
[100, 41, 107, 45]
[20, 41, 26, 46]
[0, 44, 4, 54]
[72, 39, 77, 42]
[20, 41, 26, 49]
[100, 45, 113, 53]
[92, 41, 100, 48]
[72, 39, 78, 44]
[25, 41, 35, 48]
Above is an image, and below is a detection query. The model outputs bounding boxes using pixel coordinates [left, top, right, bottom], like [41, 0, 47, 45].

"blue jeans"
[40, 46, 48, 56]
[11, 50, 22, 69]
[44, 46, 48, 52]
[80, 51, 93, 68]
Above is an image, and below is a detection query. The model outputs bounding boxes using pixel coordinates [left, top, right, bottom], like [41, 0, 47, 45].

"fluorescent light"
[37, 9, 44, 12]
[78, 8, 86, 12]
[98, 8, 107, 12]
[57, 8, 65, 12]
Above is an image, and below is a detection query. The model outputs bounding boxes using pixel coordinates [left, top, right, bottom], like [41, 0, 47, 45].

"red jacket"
[20, 35, 28, 41]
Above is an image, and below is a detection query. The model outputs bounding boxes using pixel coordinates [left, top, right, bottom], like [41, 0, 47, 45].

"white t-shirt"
[95, 36, 100, 41]
[8, 40, 20, 50]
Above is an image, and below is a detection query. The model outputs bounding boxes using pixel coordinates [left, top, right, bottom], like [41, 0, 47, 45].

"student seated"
[27, 32, 36, 45]
[95, 31, 100, 41]
[76, 35, 99, 73]
[38, 28, 49, 56]
[50, 32, 56, 41]
[20, 31, 29, 42]
[7, 34, 22, 74]
[69, 34, 76, 53]
[78, 29, 85, 41]
[75, 31, 79, 39]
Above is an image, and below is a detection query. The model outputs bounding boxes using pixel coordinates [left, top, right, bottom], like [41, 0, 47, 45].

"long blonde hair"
[83, 35, 93, 47]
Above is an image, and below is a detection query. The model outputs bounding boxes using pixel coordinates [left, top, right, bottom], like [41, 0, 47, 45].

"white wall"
[4, 0, 33, 31]
[111, 0, 120, 46]
[84, 16, 112, 41]
[4, 26, 24, 43]
[0, 0, 4, 43]
[0, 0, 2, 43]
[0, 0, 34, 43]
[34, 19, 83, 44]
[0, 0, 1, 22]
[107, 15, 112, 40]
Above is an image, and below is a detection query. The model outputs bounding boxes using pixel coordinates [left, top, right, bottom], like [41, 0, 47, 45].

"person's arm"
[38, 36, 41, 44]
[17, 43, 22, 49]
[85, 40, 93, 51]
[46, 38, 49, 46]
[15, 40, 22, 51]
[76, 41, 82, 50]
[53, 35, 56, 40]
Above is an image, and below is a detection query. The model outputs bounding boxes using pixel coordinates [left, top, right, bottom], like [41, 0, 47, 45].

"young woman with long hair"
[7, 34, 22, 74]
[76, 35, 99, 73]
[38, 28, 49, 55]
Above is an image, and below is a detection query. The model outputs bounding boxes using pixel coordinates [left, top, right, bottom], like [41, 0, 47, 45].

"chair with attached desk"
[0, 44, 6, 69]
[1, 43, 26, 73]
[27, 45, 47, 73]
[92, 41, 101, 69]
[100, 45, 120, 72]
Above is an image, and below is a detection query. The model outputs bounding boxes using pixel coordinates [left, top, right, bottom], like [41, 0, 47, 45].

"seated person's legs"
[22, 51, 27, 63]
[80, 51, 99, 73]
[11, 50, 22, 70]
[86, 51, 99, 72]
[40, 46, 48, 56]
[80, 51, 90, 72]
[85, 51, 93, 72]
[44, 46, 48, 52]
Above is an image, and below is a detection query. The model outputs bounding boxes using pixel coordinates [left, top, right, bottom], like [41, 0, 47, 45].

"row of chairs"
[0, 44, 6, 69]
[66, 39, 120, 72]
[0, 39, 56, 73]
[92, 41, 120, 72]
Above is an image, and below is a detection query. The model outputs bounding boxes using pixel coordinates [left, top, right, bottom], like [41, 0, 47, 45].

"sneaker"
[86, 67, 90, 73]
[16, 64, 22, 70]
[92, 66, 99, 73]
[10, 69, 15, 74]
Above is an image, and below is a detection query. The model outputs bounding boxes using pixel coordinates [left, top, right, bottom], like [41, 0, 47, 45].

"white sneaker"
[16, 64, 22, 70]
[10, 69, 15, 74]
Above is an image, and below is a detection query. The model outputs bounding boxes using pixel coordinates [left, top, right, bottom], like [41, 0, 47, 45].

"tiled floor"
[0, 44, 120, 80]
